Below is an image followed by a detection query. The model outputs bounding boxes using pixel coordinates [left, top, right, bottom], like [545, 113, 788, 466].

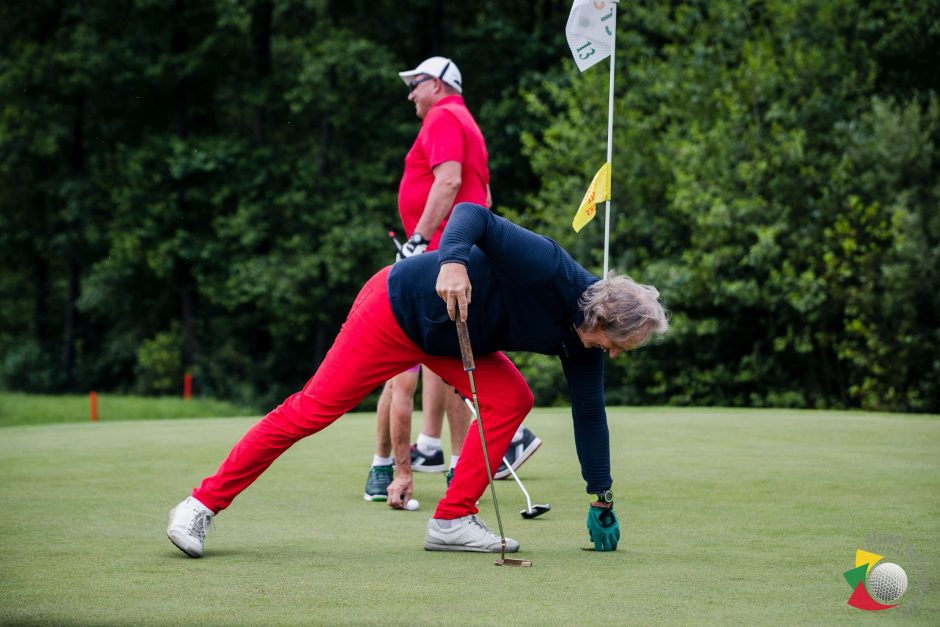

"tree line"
[1, 1, 937, 413]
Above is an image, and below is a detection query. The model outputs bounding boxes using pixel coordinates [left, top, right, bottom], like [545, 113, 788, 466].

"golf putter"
[463, 397, 551, 519]
[455, 320, 532, 568]
[503, 457, 551, 519]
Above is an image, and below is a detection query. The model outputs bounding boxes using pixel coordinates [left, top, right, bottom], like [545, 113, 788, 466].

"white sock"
[512, 425, 525, 443]
[372, 455, 393, 467]
[188, 496, 214, 514]
[450, 455, 459, 469]
[417, 433, 442, 456]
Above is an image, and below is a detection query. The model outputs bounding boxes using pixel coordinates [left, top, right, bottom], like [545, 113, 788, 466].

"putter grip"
[456, 320, 475, 371]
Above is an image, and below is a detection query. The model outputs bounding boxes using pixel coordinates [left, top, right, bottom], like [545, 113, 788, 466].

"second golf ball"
[405, 498, 419, 511]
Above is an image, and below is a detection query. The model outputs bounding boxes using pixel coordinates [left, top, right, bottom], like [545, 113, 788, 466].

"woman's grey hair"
[578, 272, 669, 348]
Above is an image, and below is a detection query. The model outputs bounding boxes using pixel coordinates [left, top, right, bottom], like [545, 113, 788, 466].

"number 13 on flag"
[566, 0, 616, 72]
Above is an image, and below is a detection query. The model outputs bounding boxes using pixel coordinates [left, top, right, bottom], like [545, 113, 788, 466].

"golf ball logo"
[843, 549, 908, 610]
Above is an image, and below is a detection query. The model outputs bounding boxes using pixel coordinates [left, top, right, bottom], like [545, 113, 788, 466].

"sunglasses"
[407, 61, 451, 93]
[407, 76, 436, 93]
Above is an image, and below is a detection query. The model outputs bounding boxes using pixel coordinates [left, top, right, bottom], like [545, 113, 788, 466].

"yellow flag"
[572, 162, 611, 232]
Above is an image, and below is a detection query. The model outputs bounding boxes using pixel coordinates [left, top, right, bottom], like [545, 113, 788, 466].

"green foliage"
[1, 341, 54, 392]
[518, 0, 939, 411]
[135, 323, 184, 395]
[0, 0, 937, 411]
[505, 352, 571, 407]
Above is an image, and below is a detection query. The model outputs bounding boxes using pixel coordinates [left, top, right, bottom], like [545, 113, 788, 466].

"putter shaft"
[456, 320, 520, 565]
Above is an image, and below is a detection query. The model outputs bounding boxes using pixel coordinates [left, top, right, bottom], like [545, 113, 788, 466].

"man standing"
[365, 57, 541, 503]
[167, 203, 669, 557]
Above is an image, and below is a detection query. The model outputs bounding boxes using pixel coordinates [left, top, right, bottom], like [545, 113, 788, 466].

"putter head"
[494, 540, 532, 567]
[520, 504, 550, 519]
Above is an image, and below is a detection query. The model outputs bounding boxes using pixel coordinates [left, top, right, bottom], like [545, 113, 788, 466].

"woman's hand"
[436, 263, 472, 321]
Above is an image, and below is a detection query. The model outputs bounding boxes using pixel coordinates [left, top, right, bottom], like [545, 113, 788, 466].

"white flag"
[565, 0, 616, 72]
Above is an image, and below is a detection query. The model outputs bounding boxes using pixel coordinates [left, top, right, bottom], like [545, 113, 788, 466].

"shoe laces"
[468, 515, 497, 539]
[189, 509, 214, 540]
[372, 465, 393, 477]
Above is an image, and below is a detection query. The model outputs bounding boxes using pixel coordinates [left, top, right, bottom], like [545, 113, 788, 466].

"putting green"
[1, 408, 937, 624]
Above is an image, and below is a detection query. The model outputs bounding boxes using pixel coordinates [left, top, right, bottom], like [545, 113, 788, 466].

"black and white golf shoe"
[410, 444, 446, 473]
[495, 427, 542, 479]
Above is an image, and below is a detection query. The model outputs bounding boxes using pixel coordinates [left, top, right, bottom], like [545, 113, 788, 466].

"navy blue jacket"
[388, 202, 611, 494]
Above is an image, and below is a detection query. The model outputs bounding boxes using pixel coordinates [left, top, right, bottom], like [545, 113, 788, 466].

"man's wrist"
[393, 451, 412, 475]
[393, 452, 412, 473]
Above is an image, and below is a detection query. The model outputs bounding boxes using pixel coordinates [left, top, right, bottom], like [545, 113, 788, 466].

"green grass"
[0, 392, 253, 427]
[1, 407, 937, 625]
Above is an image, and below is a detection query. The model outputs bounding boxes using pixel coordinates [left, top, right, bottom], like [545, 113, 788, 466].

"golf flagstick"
[455, 320, 532, 568]
[602, 0, 617, 277]
[565, 0, 618, 275]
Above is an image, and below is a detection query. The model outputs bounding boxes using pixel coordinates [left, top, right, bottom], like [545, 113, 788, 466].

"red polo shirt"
[398, 95, 490, 251]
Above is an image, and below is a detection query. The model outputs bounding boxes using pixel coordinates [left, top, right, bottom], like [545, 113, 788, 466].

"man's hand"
[386, 474, 413, 509]
[436, 263, 472, 321]
[586, 504, 620, 551]
[396, 233, 429, 263]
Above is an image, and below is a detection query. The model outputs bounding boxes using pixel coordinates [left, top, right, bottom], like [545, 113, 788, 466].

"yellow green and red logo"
[844, 549, 908, 610]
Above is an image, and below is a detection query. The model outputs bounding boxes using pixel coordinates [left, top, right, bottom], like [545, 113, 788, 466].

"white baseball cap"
[399, 56, 463, 93]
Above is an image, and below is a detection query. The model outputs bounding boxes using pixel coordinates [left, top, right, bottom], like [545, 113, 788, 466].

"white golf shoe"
[424, 515, 520, 553]
[167, 496, 214, 558]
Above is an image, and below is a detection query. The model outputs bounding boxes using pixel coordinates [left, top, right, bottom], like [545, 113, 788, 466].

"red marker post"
[89, 391, 99, 422]
[183, 373, 192, 400]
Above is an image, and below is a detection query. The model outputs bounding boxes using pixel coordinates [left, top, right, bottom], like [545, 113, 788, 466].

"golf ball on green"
[868, 563, 908, 603]
[405, 499, 419, 511]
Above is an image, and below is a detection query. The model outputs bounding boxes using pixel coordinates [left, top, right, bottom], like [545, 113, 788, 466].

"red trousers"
[192, 267, 534, 519]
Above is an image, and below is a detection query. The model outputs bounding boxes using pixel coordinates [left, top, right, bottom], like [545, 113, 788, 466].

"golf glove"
[586, 504, 620, 551]
[396, 233, 429, 263]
